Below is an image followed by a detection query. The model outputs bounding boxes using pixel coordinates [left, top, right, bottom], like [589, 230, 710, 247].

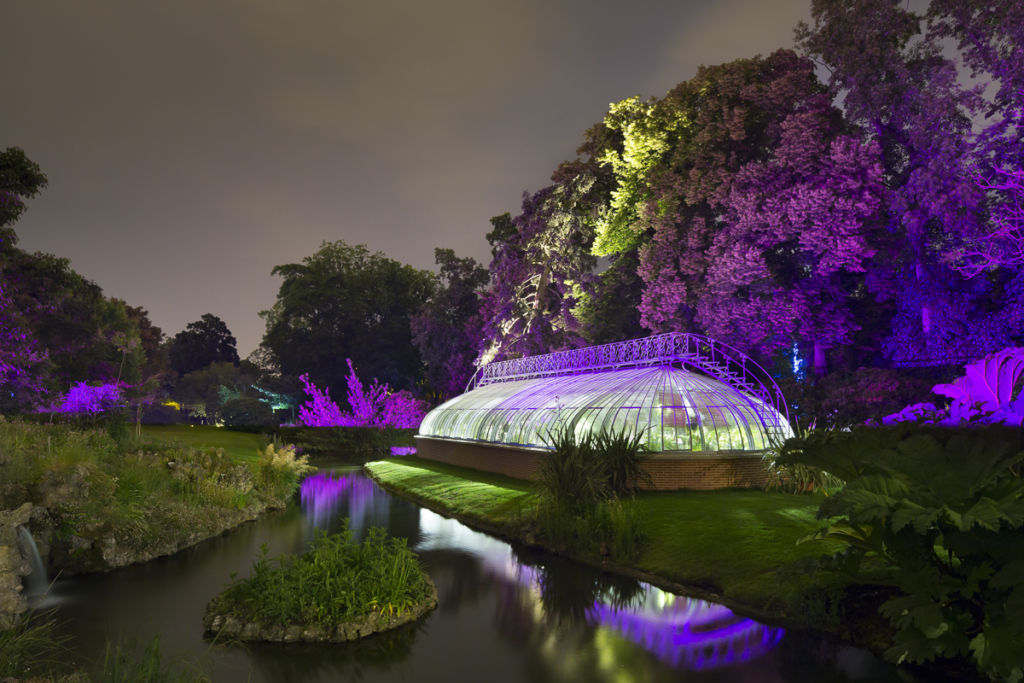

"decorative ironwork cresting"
[468, 332, 790, 440]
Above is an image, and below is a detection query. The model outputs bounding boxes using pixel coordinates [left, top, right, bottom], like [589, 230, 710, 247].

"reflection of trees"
[417, 549, 492, 614]
[512, 544, 644, 627]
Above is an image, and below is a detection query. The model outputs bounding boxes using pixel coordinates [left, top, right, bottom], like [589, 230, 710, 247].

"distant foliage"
[298, 359, 426, 429]
[219, 397, 275, 427]
[168, 313, 239, 376]
[779, 424, 1024, 681]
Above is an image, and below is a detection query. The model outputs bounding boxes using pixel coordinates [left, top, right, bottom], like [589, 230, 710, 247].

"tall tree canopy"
[795, 0, 1008, 366]
[0, 147, 47, 245]
[410, 248, 489, 398]
[168, 313, 239, 376]
[260, 241, 436, 394]
[480, 164, 603, 362]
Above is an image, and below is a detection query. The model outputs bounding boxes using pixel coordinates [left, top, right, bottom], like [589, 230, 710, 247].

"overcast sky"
[2, 0, 811, 356]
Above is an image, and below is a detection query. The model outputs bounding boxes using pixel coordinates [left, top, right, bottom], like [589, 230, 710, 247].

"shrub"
[219, 397, 274, 427]
[779, 424, 1024, 681]
[534, 425, 647, 561]
[537, 427, 607, 513]
[255, 443, 314, 498]
[593, 427, 651, 496]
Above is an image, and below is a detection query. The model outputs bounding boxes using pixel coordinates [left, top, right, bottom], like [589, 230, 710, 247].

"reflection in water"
[415, 506, 784, 673]
[300, 470, 380, 530]
[51, 465, 899, 682]
[588, 597, 784, 671]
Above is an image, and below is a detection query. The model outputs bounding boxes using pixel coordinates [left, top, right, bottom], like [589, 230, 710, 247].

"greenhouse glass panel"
[419, 364, 791, 455]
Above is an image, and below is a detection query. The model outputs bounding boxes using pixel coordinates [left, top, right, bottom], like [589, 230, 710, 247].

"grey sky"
[2, 0, 811, 356]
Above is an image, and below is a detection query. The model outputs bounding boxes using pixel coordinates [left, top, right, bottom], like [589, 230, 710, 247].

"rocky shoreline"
[0, 495, 290, 631]
[202, 576, 438, 643]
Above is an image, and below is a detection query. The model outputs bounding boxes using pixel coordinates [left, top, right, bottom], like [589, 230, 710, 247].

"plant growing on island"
[209, 524, 433, 634]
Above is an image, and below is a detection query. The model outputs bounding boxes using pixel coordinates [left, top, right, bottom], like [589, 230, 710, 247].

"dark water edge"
[36, 462, 906, 682]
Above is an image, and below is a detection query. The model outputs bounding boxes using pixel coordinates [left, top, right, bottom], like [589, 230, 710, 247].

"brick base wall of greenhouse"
[413, 436, 769, 490]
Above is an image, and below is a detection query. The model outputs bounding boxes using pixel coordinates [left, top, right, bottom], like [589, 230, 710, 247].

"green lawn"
[365, 457, 535, 527]
[140, 425, 271, 465]
[366, 457, 849, 624]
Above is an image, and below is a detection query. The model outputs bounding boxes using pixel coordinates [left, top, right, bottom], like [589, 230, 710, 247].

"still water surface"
[45, 462, 902, 682]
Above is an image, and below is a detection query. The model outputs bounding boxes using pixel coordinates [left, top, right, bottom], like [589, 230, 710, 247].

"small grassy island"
[203, 524, 437, 643]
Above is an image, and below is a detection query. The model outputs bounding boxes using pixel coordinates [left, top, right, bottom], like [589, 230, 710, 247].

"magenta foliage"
[55, 381, 125, 414]
[933, 347, 1024, 425]
[298, 360, 426, 428]
[343, 358, 388, 425]
[377, 390, 426, 429]
[297, 373, 347, 427]
[0, 282, 48, 407]
[882, 347, 1024, 426]
[880, 403, 940, 426]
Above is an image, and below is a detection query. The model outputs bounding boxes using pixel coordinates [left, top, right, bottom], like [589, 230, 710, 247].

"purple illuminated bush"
[54, 381, 125, 414]
[298, 359, 426, 429]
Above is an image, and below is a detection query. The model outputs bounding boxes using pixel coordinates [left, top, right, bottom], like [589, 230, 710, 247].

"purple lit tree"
[479, 172, 599, 362]
[0, 282, 49, 411]
[54, 381, 125, 414]
[410, 248, 489, 397]
[704, 102, 884, 374]
[298, 359, 425, 429]
[796, 0, 1008, 366]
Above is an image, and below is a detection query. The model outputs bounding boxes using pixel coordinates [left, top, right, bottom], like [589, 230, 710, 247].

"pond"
[40, 461, 903, 681]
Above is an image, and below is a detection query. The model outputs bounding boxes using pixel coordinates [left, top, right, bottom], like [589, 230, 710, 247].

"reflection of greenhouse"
[417, 333, 793, 489]
[417, 507, 784, 673]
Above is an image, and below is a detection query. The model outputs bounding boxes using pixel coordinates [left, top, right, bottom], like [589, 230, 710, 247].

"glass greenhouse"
[419, 364, 793, 454]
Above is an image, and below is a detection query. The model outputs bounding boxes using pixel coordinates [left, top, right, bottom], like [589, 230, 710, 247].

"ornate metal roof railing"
[468, 332, 790, 439]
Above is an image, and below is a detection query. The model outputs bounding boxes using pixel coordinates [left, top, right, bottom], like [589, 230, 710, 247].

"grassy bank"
[139, 424, 272, 465]
[0, 419, 312, 572]
[365, 457, 860, 629]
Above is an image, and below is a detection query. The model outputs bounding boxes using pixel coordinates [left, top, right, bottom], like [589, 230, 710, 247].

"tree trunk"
[812, 340, 828, 377]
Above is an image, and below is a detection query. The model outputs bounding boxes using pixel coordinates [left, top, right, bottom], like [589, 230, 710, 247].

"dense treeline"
[446, 0, 1023, 424]
[2, 0, 1022, 428]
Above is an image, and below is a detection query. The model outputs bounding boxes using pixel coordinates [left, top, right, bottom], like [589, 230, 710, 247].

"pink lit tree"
[298, 359, 425, 429]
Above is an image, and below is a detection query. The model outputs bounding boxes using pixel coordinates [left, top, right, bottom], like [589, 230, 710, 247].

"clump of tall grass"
[534, 425, 649, 561]
[254, 443, 314, 498]
[213, 523, 432, 631]
[96, 636, 210, 683]
[0, 611, 71, 679]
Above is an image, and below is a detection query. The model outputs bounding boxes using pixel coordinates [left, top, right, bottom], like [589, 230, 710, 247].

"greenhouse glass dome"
[418, 333, 792, 455]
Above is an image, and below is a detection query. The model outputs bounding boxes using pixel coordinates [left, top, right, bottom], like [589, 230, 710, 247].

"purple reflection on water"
[300, 471, 379, 529]
[587, 600, 784, 671]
